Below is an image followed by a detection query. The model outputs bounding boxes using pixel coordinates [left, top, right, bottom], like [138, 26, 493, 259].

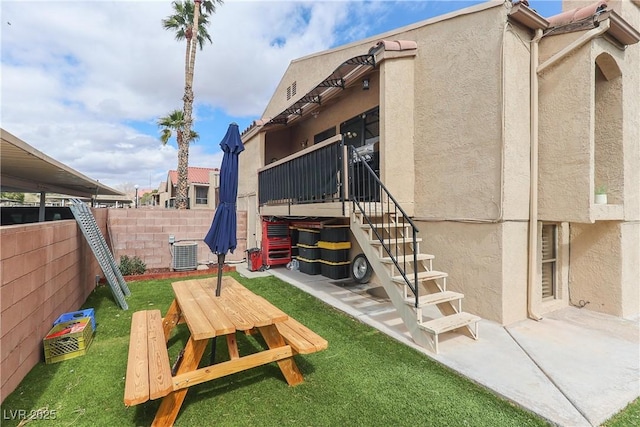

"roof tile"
[547, 0, 608, 26]
[168, 167, 219, 186]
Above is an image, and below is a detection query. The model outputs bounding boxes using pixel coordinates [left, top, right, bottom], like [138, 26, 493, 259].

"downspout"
[528, 28, 544, 321]
[527, 18, 611, 321]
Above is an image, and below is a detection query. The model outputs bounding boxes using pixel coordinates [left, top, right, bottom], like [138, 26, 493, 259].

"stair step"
[360, 222, 410, 229]
[405, 291, 464, 307]
[392, 270, 447, 284]
[381, 254, 434, 264]
[369, 237, 422, 246]
[419, 312, 481, 335]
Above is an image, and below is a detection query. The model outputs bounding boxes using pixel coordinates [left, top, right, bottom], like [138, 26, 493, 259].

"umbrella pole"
[210, 253, 226, 365]
[215, 253, 225, 296]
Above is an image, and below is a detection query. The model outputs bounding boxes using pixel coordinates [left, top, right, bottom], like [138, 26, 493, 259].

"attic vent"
[172, 241, 198, 271]
[286, 81, 297, 100]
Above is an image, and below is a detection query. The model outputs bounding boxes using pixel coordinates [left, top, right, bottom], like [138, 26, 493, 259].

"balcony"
[258, 136, 348, 217]
[258, 135, 383, 218]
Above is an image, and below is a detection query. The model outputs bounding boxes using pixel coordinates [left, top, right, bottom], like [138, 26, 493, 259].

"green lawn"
[1, 273, 636, 426]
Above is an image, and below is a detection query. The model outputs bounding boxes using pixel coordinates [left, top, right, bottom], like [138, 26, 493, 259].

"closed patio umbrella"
[204, 123, 243, 365]
[204, 122, 244, 296]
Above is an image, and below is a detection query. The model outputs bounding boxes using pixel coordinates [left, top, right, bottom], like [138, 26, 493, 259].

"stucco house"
[236, 0, 640, 352]
[157, 166, 220, 210]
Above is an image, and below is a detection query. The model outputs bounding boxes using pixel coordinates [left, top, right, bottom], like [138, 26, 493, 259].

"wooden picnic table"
[123, 276, 327, 427]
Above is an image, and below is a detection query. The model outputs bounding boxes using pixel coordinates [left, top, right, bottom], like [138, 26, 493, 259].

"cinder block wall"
[0, 208, 106, 403]
[0, 207, 247, 403]
[108, 208, 247, 270]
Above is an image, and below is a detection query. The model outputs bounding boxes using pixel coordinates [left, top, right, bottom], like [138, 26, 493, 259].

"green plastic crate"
[43, 318, 94, 364]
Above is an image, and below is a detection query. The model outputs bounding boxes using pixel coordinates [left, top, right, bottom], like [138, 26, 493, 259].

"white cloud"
[0, 0, 384, 189]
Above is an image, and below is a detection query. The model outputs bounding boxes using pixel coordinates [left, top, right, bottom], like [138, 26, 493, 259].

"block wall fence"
[0, 207, 247, 403]
[107, 208, 247, 270]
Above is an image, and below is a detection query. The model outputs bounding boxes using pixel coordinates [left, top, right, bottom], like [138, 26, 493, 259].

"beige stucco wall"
[413, 8, 506, 220]
[538, 34, 593, 222]
[379, 56, 415, 215]
[239, 131, 264, 245]
[539, 8, 640, 224]
[415, 220, 530, 325]
[569, 222, 623, 316]
[620, 222, 640, 318]
[239, 132, 264, 198]
[502, 24, 534, 221]
[617, 3, 640, 221]
[501, 221, 531, 323]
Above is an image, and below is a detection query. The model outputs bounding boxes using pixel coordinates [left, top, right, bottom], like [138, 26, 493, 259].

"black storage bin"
[298, 244, 319, 260]
[320, 225, 349, 243]
[321, 248, 350, 263]
[298, 228, 320, 246]
[289, 227, 299, 246]
[298, 257, 321, 275]
[320, 260, 350, 279]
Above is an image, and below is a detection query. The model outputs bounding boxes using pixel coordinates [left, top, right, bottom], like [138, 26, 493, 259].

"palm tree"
[162, 0, 222, 209]
[158, 109, 199, 206]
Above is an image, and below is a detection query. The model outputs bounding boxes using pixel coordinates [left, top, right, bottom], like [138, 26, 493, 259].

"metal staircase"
[69, 199, 130, 309]
[348, 147, 479, 353]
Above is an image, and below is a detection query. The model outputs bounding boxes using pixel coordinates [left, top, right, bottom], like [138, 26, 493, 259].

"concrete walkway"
[236, 264, 639, 426]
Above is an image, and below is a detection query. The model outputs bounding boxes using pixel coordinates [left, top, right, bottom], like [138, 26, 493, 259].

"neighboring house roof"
[167, 167, 219, 186]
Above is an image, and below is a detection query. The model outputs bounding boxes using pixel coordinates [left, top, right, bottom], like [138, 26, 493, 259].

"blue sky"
[1, 0, 562, 195]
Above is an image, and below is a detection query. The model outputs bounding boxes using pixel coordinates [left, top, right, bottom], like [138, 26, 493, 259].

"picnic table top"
[171, 276, 289, 341]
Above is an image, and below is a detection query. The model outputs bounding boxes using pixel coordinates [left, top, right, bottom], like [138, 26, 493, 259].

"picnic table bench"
[123, 276, 327, 427]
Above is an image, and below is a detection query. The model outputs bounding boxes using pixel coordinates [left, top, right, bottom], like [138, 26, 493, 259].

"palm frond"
[187, 130, 200, 143]
[158, 109, 187, 145]
[163, 0, 217, 48]
[159, 129, 173, 145]
[201, 0, 223, 15]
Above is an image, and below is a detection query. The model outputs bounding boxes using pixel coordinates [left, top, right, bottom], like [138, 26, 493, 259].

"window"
[340, 106, 379, 148]
[195, 186, 208, 205]
[314, 127, 336, 145]
[541, 224, 557, 300]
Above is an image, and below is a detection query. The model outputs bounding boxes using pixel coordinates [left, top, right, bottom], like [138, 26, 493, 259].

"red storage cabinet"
[262, 220, 291, 267]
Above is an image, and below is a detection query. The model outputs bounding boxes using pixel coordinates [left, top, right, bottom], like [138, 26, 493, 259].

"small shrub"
[119, 255, 146, 276]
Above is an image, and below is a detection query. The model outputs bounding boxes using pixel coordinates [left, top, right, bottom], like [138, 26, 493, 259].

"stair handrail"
[347, 145, 421, 308]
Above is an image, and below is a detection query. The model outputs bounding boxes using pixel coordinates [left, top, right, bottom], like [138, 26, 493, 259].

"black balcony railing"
[258, 137, 346, 214]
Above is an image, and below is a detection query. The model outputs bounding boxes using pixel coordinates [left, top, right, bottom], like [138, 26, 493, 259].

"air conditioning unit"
[172, 242, 198, 271]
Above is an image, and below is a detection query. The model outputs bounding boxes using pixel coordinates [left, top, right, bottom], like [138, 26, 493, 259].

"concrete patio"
[236, 263, 640, 426]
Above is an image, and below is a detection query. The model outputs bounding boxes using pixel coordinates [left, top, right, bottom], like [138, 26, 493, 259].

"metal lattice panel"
[69, 199, 130, 310]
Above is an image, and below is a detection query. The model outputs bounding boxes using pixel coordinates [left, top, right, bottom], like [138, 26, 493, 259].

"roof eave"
[508, 3, 550, 30]
[608, 10, 640, 45]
